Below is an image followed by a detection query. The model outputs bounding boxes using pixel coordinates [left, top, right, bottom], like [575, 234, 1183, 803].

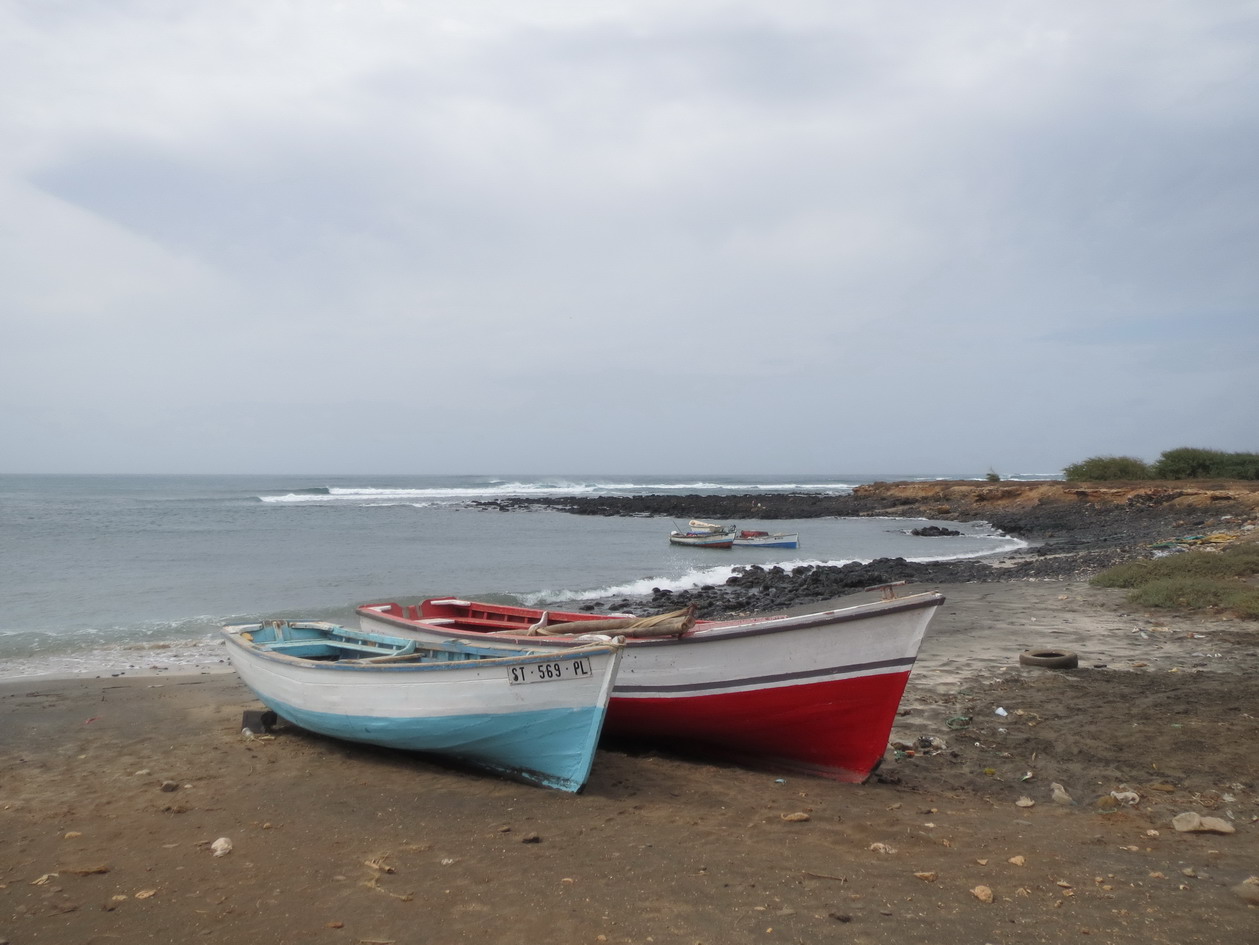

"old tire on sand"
[1019, 649, 1079, 669]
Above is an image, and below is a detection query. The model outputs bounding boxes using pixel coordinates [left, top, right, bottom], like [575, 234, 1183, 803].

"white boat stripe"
[613, 655, 915, 695]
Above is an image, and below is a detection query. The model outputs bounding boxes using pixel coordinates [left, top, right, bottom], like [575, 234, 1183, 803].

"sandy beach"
[3, 578, 1257, 944]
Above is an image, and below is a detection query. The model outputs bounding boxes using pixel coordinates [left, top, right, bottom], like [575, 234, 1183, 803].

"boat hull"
[607, 671, 908, 780]
[732, 530, 799, 548]
[357, 593, 943, 782]
[222, 624, 621, 792]
[668, 534, 734, 548]
[731, 536, 799, 548]
[669, 520, 736, 548]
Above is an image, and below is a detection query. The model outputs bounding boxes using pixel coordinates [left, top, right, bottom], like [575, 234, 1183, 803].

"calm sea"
[0, 473, 1046, 678]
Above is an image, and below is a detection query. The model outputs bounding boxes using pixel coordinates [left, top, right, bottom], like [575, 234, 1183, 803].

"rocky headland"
[478, 480, 1259, 616]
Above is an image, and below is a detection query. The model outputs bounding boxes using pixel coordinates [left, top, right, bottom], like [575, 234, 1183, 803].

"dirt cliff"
[851, 478, 1259, 520]
[851, 480, 1259, 518]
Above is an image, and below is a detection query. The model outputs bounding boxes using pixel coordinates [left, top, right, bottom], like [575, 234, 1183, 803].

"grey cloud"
[2, 2, 1255, 473]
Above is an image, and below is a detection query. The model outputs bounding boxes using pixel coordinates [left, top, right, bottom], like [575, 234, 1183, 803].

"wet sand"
[3, 579, 1258, 944]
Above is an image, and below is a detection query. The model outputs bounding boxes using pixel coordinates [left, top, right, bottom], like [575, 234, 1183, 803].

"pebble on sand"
[971, 885, 994, 903]
[1231, 877, 1259, 905]
[1171, 812, 1236, 834]
[1050, 783, 1074, 805]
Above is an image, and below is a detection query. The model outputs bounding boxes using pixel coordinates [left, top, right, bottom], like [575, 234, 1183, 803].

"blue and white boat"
[731, 530, 800, 549]
[221, 620, 622, 792]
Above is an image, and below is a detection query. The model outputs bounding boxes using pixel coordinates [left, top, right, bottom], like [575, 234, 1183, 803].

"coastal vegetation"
[1091, 539, 1259, 618]
[1064, 447, 1259, 482]
[1063, 455, 1154, 481]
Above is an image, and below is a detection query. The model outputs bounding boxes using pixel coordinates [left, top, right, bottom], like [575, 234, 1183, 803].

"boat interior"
[238, 621, 501, 664]
[370, 600, 598, 633]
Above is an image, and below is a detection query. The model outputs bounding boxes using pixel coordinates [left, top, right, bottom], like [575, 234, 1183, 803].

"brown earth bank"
[3, 581, 1257, 945]
[488, 480, 1259, 618]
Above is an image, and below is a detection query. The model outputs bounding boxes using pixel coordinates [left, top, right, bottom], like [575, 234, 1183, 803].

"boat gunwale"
[221, 622, 621, 672]
[357, 592, 945, 649]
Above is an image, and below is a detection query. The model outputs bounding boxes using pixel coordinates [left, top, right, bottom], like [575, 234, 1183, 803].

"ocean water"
[0, 473, 1043, 678]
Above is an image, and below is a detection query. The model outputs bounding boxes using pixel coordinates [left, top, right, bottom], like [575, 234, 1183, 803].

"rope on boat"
[493, 605, 697, 638]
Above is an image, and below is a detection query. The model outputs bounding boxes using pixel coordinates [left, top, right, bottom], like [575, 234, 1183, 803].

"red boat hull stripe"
[604, 671, 911, 782]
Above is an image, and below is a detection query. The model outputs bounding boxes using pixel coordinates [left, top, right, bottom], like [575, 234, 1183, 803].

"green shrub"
[1221, 456, 1259, 479]
[1230, 591, 1259, 620]
[1152, 447, 1259, 480]
[1091, 539, 1259, 617]
[1127, 577, 1237, 609]
[1061, 447, 1259, 481]
[1220, 541, 1259, 572]
[1094, 543, 1259, 585]
[1090, 559, 1162, 588]
[1063, 456, 1152, 481]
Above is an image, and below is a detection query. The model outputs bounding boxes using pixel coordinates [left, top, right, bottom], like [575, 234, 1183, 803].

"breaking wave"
[520, 536, 1026, 605]
[255, 477, 863, 505]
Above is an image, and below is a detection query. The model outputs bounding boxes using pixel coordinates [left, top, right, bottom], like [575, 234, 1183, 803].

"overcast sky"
[2, 1, 1256, 476]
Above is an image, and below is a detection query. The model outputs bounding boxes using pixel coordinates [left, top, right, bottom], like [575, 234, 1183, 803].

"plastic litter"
[915, 735, 948, 752]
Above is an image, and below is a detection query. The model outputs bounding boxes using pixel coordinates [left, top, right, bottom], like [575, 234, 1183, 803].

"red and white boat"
[356, 588, 943, 782]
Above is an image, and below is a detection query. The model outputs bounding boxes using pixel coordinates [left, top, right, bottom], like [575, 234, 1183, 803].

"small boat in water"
[732, 529, 799, 549]
[668, 519, 736, 548]
[357, 586, 944, 782]
[221, 620, 622, 792]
